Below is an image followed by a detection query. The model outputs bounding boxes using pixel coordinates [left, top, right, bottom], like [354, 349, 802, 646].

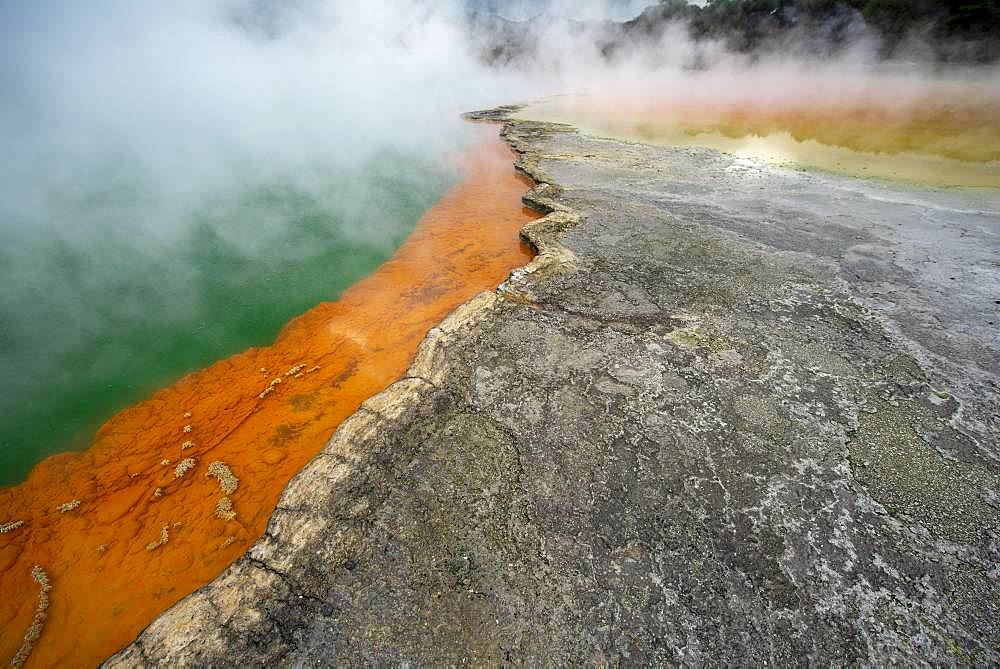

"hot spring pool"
[0, 149, 456, 485]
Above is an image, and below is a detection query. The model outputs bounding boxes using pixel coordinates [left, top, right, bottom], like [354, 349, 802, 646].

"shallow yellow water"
[520, 89, 1000, 188]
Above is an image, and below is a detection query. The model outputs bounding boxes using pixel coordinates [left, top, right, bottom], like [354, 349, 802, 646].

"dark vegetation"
[468, 0, 1000, 65]
[630, 0, 1000, 62]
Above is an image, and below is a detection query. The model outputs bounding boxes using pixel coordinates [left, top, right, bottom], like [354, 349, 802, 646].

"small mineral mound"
[173, 458, 196, 479]
[206, 461, 238, 495]
[145, 525, 169, 552]
[0, 520, 25, 533]
[57, 499, 81, 513]
[214, 497, 236, 522]
[10, 565, 51, 669]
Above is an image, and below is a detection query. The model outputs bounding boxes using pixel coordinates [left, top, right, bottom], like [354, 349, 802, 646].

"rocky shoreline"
[108, 108, 999, 665]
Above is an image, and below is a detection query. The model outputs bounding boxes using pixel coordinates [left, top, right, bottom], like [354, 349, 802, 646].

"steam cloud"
[0, 0, 997, 481]
[2, 0, 996, 234]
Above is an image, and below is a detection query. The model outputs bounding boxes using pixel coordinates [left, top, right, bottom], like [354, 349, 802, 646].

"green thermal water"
[0, 149, 455, 486]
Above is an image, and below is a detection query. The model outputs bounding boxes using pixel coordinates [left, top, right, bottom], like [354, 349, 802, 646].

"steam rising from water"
[3, 0, 997, 237]
[1, 0, 998, 482]
[0, 0, 505, 481]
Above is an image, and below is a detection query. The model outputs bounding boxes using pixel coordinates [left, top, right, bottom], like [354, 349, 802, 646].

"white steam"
[3, 0, 995, 235]
[0, 0, 997, 484]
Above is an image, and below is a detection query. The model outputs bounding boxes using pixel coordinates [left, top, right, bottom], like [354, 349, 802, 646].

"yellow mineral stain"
[521, 81, 1000, 188]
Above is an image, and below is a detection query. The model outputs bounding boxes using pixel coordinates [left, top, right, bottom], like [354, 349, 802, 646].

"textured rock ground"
[108, 108, 1000, 666]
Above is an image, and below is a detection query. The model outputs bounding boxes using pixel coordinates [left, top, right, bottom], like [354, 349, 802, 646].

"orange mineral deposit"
[0, 125, 538, 668]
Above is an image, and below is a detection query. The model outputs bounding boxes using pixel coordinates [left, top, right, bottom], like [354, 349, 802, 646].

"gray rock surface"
[107, 107, 1000, 666]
